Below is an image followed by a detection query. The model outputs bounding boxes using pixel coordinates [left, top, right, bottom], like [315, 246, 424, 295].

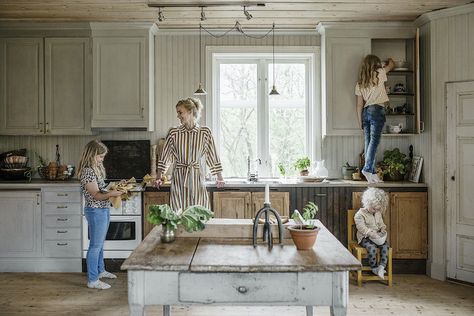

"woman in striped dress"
[155, 98, 225, 212]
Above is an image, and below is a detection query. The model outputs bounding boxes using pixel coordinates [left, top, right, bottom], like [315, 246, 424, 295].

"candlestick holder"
[252, 202, 284, 250]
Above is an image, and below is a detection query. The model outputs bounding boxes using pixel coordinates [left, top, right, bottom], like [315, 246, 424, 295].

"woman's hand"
[107, 190, 123, 198]
[154, 179, 163, 189]
[368, 230, 379, 239]
[216, 179, 225, 188]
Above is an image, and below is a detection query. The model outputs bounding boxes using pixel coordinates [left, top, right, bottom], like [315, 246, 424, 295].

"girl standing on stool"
[77, 140, 122, 290]
[355, 55, 394, 183]
[354, 187, 389, 279]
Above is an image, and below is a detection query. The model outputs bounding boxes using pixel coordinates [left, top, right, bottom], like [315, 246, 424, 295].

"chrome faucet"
[247, 156, 260, 182]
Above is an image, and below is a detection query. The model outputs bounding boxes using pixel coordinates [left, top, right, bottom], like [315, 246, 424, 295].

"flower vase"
[314, 160, 329, 178]
[160, 225, 176, 243]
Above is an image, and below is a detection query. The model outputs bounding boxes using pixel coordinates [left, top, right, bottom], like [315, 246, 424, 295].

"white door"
[446, 80, 474, 283]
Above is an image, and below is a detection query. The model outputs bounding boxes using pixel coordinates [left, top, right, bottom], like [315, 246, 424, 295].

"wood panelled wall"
[1, 31, 424, 178]
[417, 6, 474, 280]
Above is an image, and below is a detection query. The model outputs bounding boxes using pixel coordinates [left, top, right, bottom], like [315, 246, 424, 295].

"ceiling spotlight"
[243, 6, 252, 20]
[200, 7, 207, 21]
[157, 8, 165, 22]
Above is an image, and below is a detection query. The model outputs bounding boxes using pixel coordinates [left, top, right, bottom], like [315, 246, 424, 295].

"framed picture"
[408, 156, 423, 183]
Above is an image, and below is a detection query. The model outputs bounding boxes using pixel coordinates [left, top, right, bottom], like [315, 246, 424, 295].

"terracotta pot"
[287, 225, 320, 250]
[299, 170, 309, 176]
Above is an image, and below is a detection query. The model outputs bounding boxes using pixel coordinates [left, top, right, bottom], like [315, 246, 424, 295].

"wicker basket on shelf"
[38, 166, 75, 180]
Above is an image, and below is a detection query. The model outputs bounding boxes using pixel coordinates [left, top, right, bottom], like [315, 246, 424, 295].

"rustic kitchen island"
[122, 219, 361, 316]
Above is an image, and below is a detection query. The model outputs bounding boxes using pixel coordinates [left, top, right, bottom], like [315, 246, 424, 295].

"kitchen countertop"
[0, 179, 80, 189]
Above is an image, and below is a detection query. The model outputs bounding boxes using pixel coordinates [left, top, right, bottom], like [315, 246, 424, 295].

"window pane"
[219, 63, 257, 177]
[269, 63, 306, 176]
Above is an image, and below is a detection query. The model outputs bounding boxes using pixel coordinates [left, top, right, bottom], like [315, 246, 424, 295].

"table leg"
[163, 305, 171, 316]
[130, 305, 145, 316]
[331, 271, 348, 316]
[305, 305, 313, 316]
[128, 271, 145, 316]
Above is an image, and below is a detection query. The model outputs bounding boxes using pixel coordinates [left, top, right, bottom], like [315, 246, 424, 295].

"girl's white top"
[355, 68, 389, 107]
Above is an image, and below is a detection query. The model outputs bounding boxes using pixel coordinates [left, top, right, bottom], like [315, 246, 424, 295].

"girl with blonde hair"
[77, 140, 122, 290]
[155, 97, 225, 212]
[355, 54, 394, 183]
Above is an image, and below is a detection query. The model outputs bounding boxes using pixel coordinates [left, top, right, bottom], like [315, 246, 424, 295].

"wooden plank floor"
[0, 273, 473, 315]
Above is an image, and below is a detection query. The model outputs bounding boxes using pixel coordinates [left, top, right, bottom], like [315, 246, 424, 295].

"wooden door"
[143, 192, 170, 238]
[213, 192, 251, 219]
[252, 192, 290, 218]
[390, 192, 427, 259]
[351, 191, 391, 244]
[45, 38, 91, 135]
[0, 38, 44, 135]
[447, 80, 474, 282]
[92, 37, 147, 128]
[0, 191, 42, 257]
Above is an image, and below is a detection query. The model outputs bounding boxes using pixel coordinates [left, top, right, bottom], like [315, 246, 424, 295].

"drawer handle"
[57, 218, 68, 221]
[315, 193, 327, 197]
[57, 205, 68, 209]
[56, 242, 68, 246]
[57, 230, 68, 233]
[237, 286, 248, 294]
[57, 193, 68, 197]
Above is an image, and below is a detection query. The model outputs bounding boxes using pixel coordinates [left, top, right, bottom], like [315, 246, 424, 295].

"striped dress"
[157, 124, 222, 212]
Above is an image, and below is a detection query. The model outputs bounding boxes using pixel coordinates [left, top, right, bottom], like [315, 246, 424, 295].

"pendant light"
[269, 23, 279, 95]
[194, 24, 207, 95]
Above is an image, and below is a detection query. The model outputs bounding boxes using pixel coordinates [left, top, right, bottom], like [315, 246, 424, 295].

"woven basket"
[38, 166, 75, 180]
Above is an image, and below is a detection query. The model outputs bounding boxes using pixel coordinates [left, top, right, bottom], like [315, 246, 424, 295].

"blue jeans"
[84, 207, 110, 282]
[362, 105, 386, 174]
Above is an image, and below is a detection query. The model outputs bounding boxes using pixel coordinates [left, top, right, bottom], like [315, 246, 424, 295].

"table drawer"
[43, 191, 81, 203]
[44, 215, 81, 228]
[179, 273, 298, 303]
[43, 240, 81, 258]
[44, 227, 81, 240]
[43, 203, 81, 215]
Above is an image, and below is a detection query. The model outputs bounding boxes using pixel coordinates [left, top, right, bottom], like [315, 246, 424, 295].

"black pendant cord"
[201, 22, 273, 40]
[272, 23, 275, 86]
[199, 24, 202, 84]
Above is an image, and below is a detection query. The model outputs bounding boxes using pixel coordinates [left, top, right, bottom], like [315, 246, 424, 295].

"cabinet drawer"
[43, 215, 81, 228]
[43, 191, 81, 203]
[44, 227, 81, 240]
[179, 273, 297, 303]
[43, 203, 81, 215]
[43, 240, 81, 258]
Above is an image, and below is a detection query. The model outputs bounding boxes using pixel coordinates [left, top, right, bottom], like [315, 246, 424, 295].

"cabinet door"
[45, 38, 91, 135]
[324, 37, 370, 135]
[213, 192, 251, 219]
[390, 192, 427, 259]
[252, 192, 289, 218]
[143, 192, 170, 238]
[0, 38, 44, 135]
[92, 37, 147, 128]
[0, 191, 42, 257]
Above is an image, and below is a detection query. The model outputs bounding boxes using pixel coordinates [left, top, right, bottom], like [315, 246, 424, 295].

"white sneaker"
[99, 271, 117, 279]
[376, 265, 386, 279]
[372, 173, 384, 183]
[372, 267, 379, 275]
[87, 280, 111, 290]
[362, 170, 375, 183]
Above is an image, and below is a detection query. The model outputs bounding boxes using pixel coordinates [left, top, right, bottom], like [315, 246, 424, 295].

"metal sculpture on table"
[252, 202, 284, 250]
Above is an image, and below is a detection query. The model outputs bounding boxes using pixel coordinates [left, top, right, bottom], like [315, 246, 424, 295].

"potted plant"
[378, 148, 410, 181]
[294, 156, 311, 176]
[288, 202, 321, 250]
[147, 204, 214, 243]
[277, 162, 287, 178]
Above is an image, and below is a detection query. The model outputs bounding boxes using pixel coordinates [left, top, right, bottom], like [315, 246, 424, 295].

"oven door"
[82, 215, 142, 255]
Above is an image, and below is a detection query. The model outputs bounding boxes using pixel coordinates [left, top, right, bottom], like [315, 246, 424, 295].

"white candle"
[264, 184, 270, 204]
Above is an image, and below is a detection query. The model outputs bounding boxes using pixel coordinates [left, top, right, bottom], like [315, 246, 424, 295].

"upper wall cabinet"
[0, 37, 92, 135]
[91, 23, 157, 130]
[317, 22, 420, 136]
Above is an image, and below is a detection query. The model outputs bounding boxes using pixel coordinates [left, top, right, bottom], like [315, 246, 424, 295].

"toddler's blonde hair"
[176, 97, 203, 122]
[358, 54, 383, 89]
[77, 140, 108, 180]
[361, 187, 388, 214]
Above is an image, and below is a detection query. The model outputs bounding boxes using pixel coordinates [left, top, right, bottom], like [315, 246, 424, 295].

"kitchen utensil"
[313, 160, 328, 178]
[388, 123, 403, 134]
[342, 162, 357, 180]
[393, 83, 406, 93]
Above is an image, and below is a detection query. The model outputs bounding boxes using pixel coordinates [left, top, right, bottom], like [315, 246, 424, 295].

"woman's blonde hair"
[76, 140, 108, 180]
[361, 187, 388, 214]
[357, 54, 383, 89]
[176, 97, 203, 122]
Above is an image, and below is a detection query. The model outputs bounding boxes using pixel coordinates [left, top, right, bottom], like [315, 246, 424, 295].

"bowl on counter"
[393, 60, 409, 70]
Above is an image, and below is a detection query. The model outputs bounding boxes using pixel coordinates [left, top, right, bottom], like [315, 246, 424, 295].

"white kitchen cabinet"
[0, 191, 42, 258]
[91, 23, 157, 130]
[0, 37, 92, 135]
[317, 22, 419, 136]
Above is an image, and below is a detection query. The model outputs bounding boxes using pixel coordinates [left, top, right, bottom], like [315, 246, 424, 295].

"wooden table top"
[122, 219, 361, 272]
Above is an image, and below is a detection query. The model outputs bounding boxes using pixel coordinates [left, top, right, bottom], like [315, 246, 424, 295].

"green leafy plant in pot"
[294, 156, 311, 176]
[288, 202, 321, 250]
[379, 148, 410, 181]
[147, 204, 214, 243]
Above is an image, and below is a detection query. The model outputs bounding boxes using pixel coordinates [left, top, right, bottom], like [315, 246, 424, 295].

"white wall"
[416, 4, 474, 280]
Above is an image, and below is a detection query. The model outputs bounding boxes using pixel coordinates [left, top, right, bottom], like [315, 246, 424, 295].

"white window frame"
[206, 46, 321, 177]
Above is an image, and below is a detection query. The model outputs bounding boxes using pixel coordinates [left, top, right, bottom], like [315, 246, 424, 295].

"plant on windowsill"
[147, 204, 214, 243]
[378, 148, 410, 181]
[294, 156, 311, 176]
[288, 202, 321, 250]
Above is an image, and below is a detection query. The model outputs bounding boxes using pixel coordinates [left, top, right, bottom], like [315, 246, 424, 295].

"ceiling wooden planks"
[0, 1, 471, 28]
